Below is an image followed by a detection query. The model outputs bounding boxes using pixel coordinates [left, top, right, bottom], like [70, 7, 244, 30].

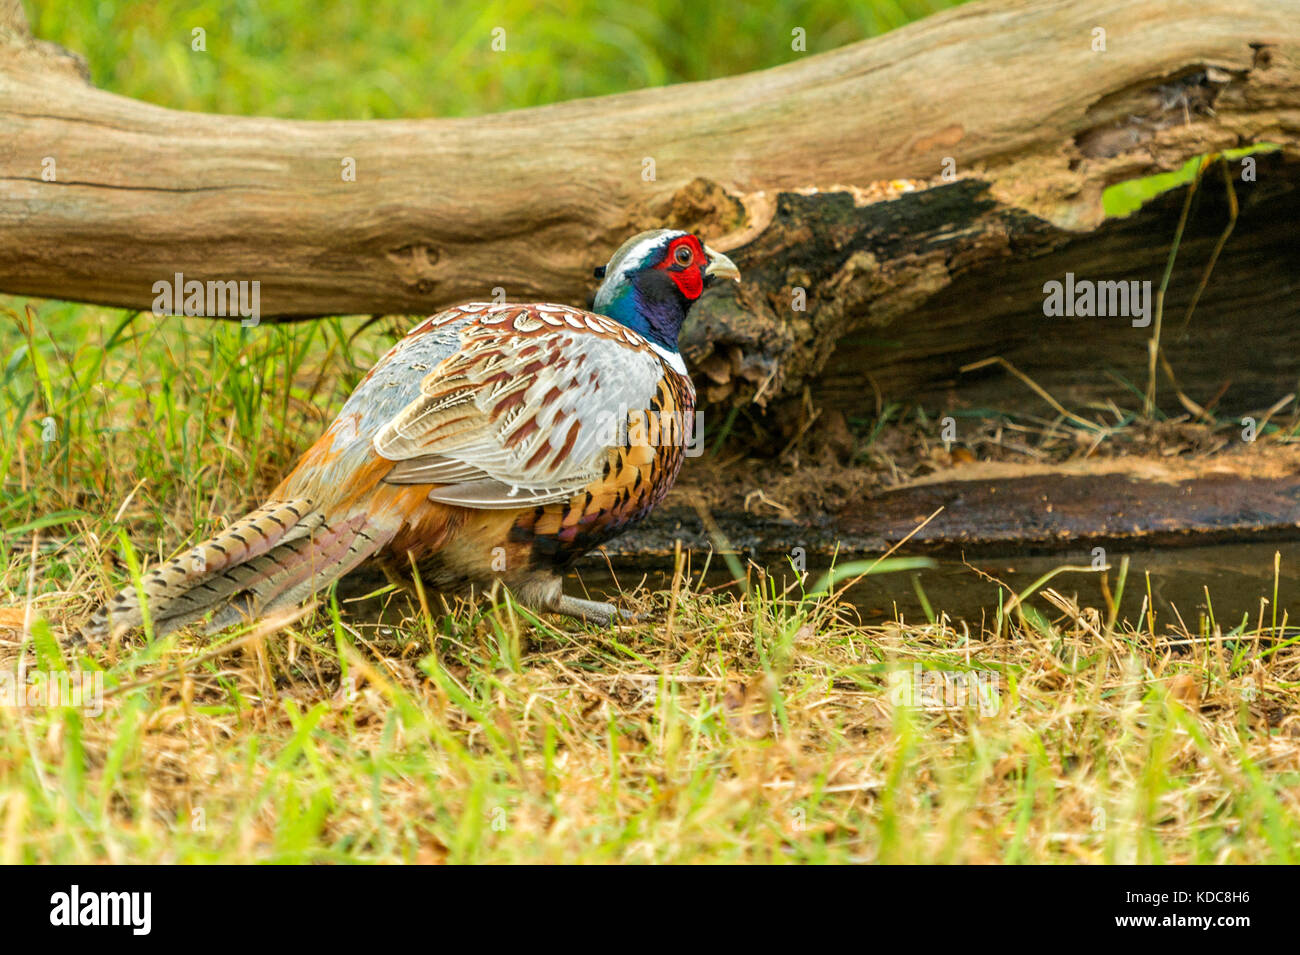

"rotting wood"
[607, 470, 1300, 561]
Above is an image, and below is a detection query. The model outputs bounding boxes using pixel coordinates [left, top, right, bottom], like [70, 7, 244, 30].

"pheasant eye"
[673, 245, 693, 266]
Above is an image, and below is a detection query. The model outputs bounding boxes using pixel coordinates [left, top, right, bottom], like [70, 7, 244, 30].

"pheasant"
[81, 230, 740, 641]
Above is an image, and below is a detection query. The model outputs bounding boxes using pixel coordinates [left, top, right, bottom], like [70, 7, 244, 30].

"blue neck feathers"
[596, 281, 685, 352]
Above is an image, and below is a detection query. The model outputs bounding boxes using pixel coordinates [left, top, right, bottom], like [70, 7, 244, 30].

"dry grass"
[3, 555, 1298, 863]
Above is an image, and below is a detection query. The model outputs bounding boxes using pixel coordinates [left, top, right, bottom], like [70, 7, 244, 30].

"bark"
[621, 468, 1300, 561]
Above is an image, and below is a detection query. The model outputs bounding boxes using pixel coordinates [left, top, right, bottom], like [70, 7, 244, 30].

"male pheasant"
[81, 230, 739, 641]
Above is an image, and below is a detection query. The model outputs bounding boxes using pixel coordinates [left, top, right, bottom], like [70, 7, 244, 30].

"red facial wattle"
[656, 236, 707, 300]
[671, 265, 703, 299]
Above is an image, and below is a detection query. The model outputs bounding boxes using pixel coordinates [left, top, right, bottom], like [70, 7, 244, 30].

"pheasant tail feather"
[79, 499, 391, 641]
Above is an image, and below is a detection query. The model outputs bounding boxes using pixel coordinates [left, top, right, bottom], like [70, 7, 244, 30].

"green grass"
[1, 300, 385, 591]
[1101, 144, 1282, 219]
[29, 0, 963, 119]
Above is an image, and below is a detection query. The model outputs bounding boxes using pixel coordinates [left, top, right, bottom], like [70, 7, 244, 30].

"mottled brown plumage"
[81, 231, 738, 641]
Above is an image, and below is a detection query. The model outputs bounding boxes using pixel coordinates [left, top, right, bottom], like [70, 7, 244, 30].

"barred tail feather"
[202, 512, 387, 634]
[79, 499, 391, 642]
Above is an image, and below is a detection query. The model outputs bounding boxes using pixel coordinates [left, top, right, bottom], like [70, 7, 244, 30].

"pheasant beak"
[703, 246, 741, 283]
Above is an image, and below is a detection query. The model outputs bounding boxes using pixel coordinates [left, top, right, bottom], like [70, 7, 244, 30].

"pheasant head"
[592, 230, 740, 355]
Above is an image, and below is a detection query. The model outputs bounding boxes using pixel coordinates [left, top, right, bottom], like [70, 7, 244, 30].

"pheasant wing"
[374, 303, 666, 509]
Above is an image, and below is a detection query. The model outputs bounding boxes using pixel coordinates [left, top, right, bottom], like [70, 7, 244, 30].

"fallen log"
[617, 468, 1300, 561]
